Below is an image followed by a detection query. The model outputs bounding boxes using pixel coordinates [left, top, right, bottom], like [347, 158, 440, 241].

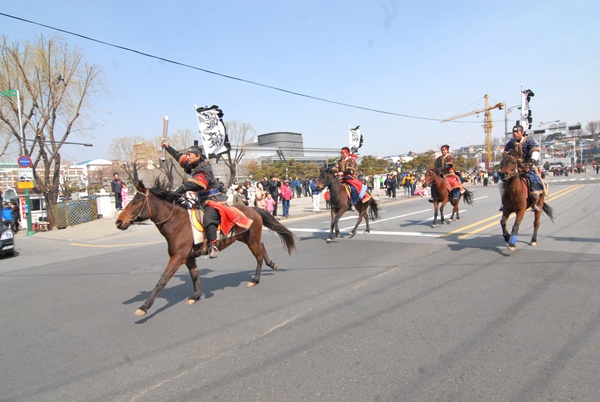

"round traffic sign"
[18, 155, 32, 168]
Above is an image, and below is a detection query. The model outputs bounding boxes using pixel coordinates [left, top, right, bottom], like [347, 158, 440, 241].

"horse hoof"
[336, 234, 341, 238]
[509, 244, 516, 251]
[134, 309, 147, 317]
[431, 224, 436, 228]
[271, 263, 278, 270]
[531, 242, 537, 247]
[186, 298, 197, 305]
[363, 230, 369, 234]
[247, 281, 257, 288]
[326, 238, 332, 243]
[349, 232, 356, 238]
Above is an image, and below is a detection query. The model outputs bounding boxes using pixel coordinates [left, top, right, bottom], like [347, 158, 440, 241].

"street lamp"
[1, 89, 36, 236]
[504, 104, 521, 142]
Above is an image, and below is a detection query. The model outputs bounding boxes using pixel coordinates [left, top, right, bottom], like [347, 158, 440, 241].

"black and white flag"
[195, 104, 230, 160]
[349, 125, 363, 154]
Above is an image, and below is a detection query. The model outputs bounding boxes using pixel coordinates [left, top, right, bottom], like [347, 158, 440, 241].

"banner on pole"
[349, 125, 363, 154]
[195, 105, 230, 161]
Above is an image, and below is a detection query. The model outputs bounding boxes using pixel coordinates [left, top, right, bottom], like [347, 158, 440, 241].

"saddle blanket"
[188, 205, 253, 246]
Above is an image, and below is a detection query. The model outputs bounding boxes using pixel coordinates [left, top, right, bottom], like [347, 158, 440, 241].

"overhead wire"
[1, 12, 505, 124]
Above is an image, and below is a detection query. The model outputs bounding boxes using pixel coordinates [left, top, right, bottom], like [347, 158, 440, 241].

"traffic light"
[521, 88, 534, 129]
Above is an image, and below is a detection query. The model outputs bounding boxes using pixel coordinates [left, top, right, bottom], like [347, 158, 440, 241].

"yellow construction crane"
[442, 94, 504, 169]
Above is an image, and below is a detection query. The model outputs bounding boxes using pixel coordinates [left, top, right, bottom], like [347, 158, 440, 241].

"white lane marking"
[288, 228, 440, 237]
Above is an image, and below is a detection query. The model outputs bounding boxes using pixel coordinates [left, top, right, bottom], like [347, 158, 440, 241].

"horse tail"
[368, 198, 380, 220]
[462, 189, 475, 206]
[542, 202, 555, 223]
[254, 207, 297, 255]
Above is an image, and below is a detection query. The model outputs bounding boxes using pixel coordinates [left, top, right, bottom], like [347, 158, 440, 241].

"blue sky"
[2, 0, 599, 161]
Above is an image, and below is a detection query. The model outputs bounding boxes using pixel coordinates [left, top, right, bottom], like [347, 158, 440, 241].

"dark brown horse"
[422, 169, 474, 228]
[115, 179, 296, 316]
[499, 154, 554, 250]
[316, 168, 380, 243]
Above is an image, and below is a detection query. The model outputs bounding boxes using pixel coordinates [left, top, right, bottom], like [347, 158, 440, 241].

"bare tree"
[0, 34, 105, 229]
[585, 121, 600, 140]
[221, 120, 256, 187]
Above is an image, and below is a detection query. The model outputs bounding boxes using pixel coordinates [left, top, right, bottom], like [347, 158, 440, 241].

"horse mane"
[143, 178, 184, 205]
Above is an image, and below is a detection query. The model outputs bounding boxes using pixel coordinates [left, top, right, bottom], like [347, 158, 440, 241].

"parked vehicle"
[0, 223, 15, 258]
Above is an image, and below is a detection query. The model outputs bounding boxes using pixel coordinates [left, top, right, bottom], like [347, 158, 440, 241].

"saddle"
[341, 182, 371, 205]
[188, 204, 253, 247]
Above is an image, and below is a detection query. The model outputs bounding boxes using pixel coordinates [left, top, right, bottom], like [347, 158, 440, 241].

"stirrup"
[209, 244, 219, 259]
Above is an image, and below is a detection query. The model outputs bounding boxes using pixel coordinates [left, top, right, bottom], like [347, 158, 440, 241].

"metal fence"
[52, 199, 98, 228]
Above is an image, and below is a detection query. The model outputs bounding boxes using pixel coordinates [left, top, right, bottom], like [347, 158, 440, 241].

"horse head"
[422, 169, 437, 187]
[499, 154, 519, 181]
[115, 180, 149, 230]
[316, 167, 333, 190]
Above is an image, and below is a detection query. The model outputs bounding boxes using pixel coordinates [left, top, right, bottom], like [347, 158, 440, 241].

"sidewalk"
[12, 187, 402, 244]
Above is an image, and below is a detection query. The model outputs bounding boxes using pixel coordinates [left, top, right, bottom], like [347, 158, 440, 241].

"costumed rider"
[161, 139, 222, 258]
[428, 144, 464, 203]
[331, 147, 370, 204]
[498, 124, 544, 211]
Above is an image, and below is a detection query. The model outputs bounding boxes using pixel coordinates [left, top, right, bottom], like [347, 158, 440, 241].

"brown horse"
[316, 168, 380, 243]
[115, 179, 296, 316]
[499, 154, 554, 250]
[422, 169, 474, 228]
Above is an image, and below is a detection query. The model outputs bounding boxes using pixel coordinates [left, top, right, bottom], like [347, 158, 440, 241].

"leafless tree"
[0, 34, 106, 229]
[221, 120, 256, 187]
[585, 121, 600, 140]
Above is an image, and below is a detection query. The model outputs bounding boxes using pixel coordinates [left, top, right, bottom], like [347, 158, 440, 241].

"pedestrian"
[2, 202, 16, 232]
[12, 202, 21, 233]
[402, 173, 413, 198]
[233, 185, 247, 206]
[293, 177, 303, 198]
[254, 182, 266, 209]
[242, 181, 251, 205]
[267, 175, 281, 217]
[309, 177, 321, 212]
[111, 173, 124, 210]
[121, 184, 130, 208]
[281, 179, 293, 218]
[264, 193, 275, 215]
[302, 178, 312, 197]
[324, 188, 331, 209]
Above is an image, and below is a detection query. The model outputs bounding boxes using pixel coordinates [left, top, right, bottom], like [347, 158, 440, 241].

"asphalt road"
[1, 172, 599, 401]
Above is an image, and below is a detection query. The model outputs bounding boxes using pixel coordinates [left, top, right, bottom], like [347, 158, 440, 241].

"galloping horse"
[115, 179, 296, 316]
[499, 154, 554, 250]
[422, 169, 474, 228]
[316, 168, 380, 243]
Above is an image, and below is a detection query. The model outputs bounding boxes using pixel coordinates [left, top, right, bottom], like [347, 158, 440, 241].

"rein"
[500, 156, 519, 181]
[132, 189, 176, 226]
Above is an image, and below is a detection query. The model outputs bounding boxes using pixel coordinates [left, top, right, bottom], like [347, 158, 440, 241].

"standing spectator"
[254, 182, 266, 209]
[233, 185, 247, 206]
[324, 188, 331, 209]
[280, 179, 293, 218]
[267, 176, 281, 217]
[302, 178, 312, 197]
[111, 173, 124, 210]
[402, 173, 413, 198]
[310, 177, 321, 212]
[2, 202, 15, 231]
[242, 181, 251, 204]
[293, 177, 302, 198]
[264, 193, 275, 215]
[366, 175, 374, 193]
[384, 174, 396, 198]
[121, 184, 130, 208]
[483, 171, 489, 186]
[12, 202, 21, 233]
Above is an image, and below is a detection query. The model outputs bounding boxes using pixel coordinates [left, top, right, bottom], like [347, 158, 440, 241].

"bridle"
[130, 189, 176, 226]
[422, 170, 437, 187]
[500, 155, 519, 181]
